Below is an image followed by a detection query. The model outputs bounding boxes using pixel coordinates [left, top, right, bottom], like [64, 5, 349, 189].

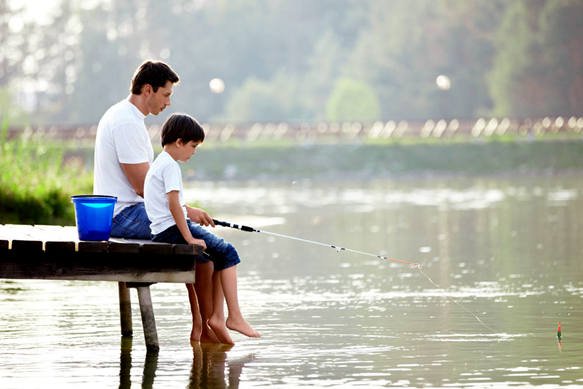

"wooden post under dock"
[0, 224, 204, 352]
[118, 282, 133, 336]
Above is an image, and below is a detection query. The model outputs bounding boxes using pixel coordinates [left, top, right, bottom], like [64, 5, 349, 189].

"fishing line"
[212, 219, 421, 267]
[417, 267, 497, 333]
[213, 218, 496, 333]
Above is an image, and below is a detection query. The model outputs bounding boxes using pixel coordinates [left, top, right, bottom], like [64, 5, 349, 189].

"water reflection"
[188, 343, 254, 389]
[118, 337, 158, 389]
[117, 336, 253, 389]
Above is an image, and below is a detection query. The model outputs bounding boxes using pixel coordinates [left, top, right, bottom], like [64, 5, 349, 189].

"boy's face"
[176, 140, 201, 162]
[146, 81, 173, 115]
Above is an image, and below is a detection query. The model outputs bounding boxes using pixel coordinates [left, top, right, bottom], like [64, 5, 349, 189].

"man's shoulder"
[100, 100, 143, 129]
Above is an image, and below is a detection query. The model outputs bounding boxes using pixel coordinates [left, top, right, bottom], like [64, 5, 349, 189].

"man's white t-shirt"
[93, 99, 154, 216]
[144, 150, 188, 235]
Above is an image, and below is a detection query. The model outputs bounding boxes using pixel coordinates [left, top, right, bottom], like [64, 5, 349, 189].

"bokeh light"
[209, 78, 225, 94]
[436, 75, 451, 90]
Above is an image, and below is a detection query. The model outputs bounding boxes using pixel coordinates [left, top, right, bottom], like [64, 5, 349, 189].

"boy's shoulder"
[151, 151, 178, 172]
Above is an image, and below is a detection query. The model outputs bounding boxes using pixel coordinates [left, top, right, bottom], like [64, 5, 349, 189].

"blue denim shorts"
[111, 203, 151, 239]
[152, 221, 241, 271]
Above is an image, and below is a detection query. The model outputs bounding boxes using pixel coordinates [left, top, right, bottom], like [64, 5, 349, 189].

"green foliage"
[225, 73, 304, 122]
[4, 0, 582, 123]
[489, 0, 583, 117]
[326, 78, 380, 122]
[0, 137, 92, 225]
[0, 86, 28, 128]
[346, 0, 506, 120]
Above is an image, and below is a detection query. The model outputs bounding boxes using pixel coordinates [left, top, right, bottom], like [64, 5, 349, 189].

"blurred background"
[1, 0, 582, 127]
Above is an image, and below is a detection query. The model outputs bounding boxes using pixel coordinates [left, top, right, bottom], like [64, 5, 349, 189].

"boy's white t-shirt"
[93, 99, 154, 216]
[144, 150, 188, 235]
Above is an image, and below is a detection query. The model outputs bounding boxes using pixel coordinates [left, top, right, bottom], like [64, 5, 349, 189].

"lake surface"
[1, 174, 583, 388]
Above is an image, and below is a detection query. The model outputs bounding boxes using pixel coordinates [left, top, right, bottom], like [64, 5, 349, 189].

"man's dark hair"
[161, 113, 205, 146]
[130, 60, 179, 95]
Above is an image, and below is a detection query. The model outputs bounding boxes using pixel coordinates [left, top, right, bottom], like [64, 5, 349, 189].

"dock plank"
[0, 224, 202, 283]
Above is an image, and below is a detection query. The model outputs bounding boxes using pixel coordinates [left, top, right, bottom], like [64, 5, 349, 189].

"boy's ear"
[176, 138, 183, 146]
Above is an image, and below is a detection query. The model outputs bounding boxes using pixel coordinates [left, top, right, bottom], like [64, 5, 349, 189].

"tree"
[326, 78, 380, 122]
[0, 0, 34, 126]
[538, 0, 583, 115]
[0, 0, 32, 87]
[225, 73, 302, 122]
[489, 0, 583, 117]
[346, 0, 507, 120]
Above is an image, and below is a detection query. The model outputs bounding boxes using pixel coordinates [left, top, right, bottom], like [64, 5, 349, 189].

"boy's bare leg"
[220, 266, 261, 338]
[194, 261, 220, 343]
[208, 273, 234, 344]
[185, 283, 202, 343]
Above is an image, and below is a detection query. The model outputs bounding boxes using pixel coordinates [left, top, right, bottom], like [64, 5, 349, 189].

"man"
[93, 60, 220, 343]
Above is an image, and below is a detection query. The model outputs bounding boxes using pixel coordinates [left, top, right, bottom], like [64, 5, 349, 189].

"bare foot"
[226, 316, 261, 338]
[190, 324, 202, 343]
[208, 316, 235, 345]
[200, 322, 221, 344]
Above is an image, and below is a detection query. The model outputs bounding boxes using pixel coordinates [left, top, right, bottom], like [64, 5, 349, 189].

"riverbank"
[2, 136, 582, 225]
[184, 137, 583, 181]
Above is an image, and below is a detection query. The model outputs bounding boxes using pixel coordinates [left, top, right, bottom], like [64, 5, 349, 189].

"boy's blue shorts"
[152, 220, 241, 271]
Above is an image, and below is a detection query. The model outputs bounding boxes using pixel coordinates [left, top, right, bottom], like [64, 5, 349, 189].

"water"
[2, 174, 583, 388]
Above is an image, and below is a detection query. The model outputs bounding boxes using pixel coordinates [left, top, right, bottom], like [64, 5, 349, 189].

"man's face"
[146, 81, 173, 115]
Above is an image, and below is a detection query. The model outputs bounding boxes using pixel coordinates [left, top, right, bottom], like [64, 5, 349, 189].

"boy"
[144, 113, 260, 344]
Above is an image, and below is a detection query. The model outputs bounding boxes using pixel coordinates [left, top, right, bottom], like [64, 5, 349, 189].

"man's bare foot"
[208, 317, 235, 345]
[192, 322, 220, 344]
[190, 325, 202, 343]
[226, 316, 261, 338]
[200, 322, 221, 344]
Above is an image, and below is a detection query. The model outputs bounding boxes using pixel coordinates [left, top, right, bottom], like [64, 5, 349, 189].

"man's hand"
[185, 206, 215, 227]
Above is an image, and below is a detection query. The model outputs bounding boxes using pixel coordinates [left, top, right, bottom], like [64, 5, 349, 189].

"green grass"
[0, 135, 92, 225]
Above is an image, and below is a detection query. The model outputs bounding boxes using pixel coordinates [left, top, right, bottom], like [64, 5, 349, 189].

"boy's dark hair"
[161, 113, 205, 146]
[130, 60, 179, 94]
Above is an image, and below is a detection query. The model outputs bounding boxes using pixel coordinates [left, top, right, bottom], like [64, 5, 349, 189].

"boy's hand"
[186, 206, 215, 227]
[187, 237, 207, 251]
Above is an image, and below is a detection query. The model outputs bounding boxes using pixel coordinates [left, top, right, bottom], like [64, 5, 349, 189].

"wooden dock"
[0, 224, 204, 352]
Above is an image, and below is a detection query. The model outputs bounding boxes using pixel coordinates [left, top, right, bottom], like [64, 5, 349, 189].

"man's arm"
[120, 162, 150, 197]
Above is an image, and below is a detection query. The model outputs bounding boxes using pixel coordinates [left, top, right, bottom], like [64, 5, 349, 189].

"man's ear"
[142, 84, 153, 95]
[176, 138, 183, 146]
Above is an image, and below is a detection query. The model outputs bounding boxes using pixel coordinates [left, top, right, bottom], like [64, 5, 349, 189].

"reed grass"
[0, 129, 92, 225]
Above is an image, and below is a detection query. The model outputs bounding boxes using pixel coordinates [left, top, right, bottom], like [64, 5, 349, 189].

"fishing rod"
[212, 219, 421, 268]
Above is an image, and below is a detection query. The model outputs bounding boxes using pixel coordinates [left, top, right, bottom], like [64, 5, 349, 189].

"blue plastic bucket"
[71, 195, 117, 241]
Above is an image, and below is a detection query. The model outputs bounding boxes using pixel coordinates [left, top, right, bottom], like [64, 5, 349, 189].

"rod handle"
[212, 219, 230, 227]
[212, 219, 257, 232]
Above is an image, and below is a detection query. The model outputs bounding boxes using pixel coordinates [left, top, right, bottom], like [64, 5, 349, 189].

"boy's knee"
[221, 241, 238, 257]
